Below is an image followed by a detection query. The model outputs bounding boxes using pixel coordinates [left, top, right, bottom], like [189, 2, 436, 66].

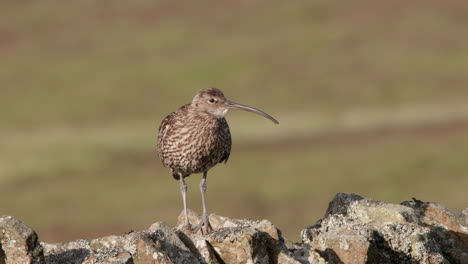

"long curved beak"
[225, 100, 279, 124]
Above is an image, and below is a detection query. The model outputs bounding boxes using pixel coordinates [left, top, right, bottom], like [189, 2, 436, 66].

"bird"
[157, 87, 279, 234]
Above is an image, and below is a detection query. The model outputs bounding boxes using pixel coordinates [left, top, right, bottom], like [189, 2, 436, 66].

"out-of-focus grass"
[2, 105, 468, 183]
[1, 0, 468, 242]
[0, 119, 467, 241]
[2, 0, 468, 126]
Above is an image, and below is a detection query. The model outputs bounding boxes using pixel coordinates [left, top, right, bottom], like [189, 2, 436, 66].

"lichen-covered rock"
[132, 236, 173, 264]
[42, 239, 90, 264]
[143, 222, 199, 264]
[307, 222, 372, 264]
[210, 227, 269, 263]
[176, 210, 300, 264]
[289, 245, 328, 264]
[402, 199, 468, 264]
[84, 235, 130, 264]
[43, 223, 199, 264]
[82, 252, 132, 264]
[301, 193, 458, 264]
[1, 193, 466, 264]
[0, 216, 44, 264]
[324, 192, 364, 217]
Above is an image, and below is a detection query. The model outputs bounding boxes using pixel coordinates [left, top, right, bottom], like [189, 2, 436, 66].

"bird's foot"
[178, 222, 193, 232]
[192, 213, 213, 234]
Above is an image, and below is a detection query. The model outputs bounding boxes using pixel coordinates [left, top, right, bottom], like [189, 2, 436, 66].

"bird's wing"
[157, 111, 176, 154]
[157, 104, 190, 154]
[220, 118, 232, 163]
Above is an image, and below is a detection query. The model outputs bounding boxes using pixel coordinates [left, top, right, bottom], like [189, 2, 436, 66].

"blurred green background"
[1, 0, 467, 242]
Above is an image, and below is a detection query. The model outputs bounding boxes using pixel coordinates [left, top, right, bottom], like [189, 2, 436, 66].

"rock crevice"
[1, 193, 466, 264]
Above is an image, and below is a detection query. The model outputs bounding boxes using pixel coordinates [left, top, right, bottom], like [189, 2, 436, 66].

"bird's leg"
[193, 171, 213, 234]
[179, 173, 191, 228]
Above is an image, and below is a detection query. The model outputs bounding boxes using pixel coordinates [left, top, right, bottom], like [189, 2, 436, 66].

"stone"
[302, 194, 451, 264]
[133, 236, 173, 263]
[290, 246, 327, 264]
[146, 222, 199, 264]
[276, 251, 303, 264]
[207, 226, 270, 263]
[176, 209, 282, 240]
[401, 200, 467, 234]
[43, 223, 199, 264]
[0, 216, 44, 264]
[84, 235, 130, 264]
[1, 194, 466, 264]
[462, 208, 468, 224]
[178, 236, 222, 264]
[133, 236, 173, 264]
[311, 226, 371, 263]
[42, 239, 91, 264]
[176, 210, 295, 264]
[90, 235, 124, 251]
[401, 199, 468, 264]
[324, 192, 364, 217]
[82, 252, 132, 264]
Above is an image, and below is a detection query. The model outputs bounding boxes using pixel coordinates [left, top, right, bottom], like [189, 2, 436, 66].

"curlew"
[157, 88, 278, 233]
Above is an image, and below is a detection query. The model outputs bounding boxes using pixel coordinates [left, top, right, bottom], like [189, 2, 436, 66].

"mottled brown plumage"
[157, 104, 231, 179]
[157, 88, 278, 233]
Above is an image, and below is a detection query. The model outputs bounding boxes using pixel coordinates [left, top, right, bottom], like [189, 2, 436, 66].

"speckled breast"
[157, 109, 231, 178]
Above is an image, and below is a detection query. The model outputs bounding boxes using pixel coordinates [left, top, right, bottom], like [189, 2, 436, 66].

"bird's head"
[192, 88, 279, 124]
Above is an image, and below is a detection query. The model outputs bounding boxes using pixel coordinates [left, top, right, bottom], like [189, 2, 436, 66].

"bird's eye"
[209, 99, 216, 103]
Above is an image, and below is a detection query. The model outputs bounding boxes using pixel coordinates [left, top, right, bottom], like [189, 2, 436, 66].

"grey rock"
[402, 200, 468, 264]
[82, 252, 132, 264]
[143, 222, 198, 264]
[0, 216, 44, 264]
[289, 244, 328, 264]
[42, 223, 199, 264]
[324, 192, 364, 217]
[301, 193, 465, 264]
[462, 208, 468, 225]
[85, 235, 130, 264]
[175, 209, 300, 264]
[1, 193, 466, 264]
[132, 236, 173, 264]
[43, 240, 91, 264]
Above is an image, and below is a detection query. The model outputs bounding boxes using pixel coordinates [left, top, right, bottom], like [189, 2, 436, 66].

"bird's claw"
[192, 214, 213, 234]
[179, 222, 193, 232]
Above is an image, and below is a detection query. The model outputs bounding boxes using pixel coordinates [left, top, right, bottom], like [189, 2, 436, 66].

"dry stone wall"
[1, 193, 466, 264]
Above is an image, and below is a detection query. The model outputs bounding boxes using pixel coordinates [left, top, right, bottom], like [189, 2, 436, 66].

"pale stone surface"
[401, 199, 468, 264]
[43, 239, 90, 264]
[2, 193, 466, 264]
[0, 216, 44, 264]
[133, 237, 173, 264]
[301, 193, 468, 264]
